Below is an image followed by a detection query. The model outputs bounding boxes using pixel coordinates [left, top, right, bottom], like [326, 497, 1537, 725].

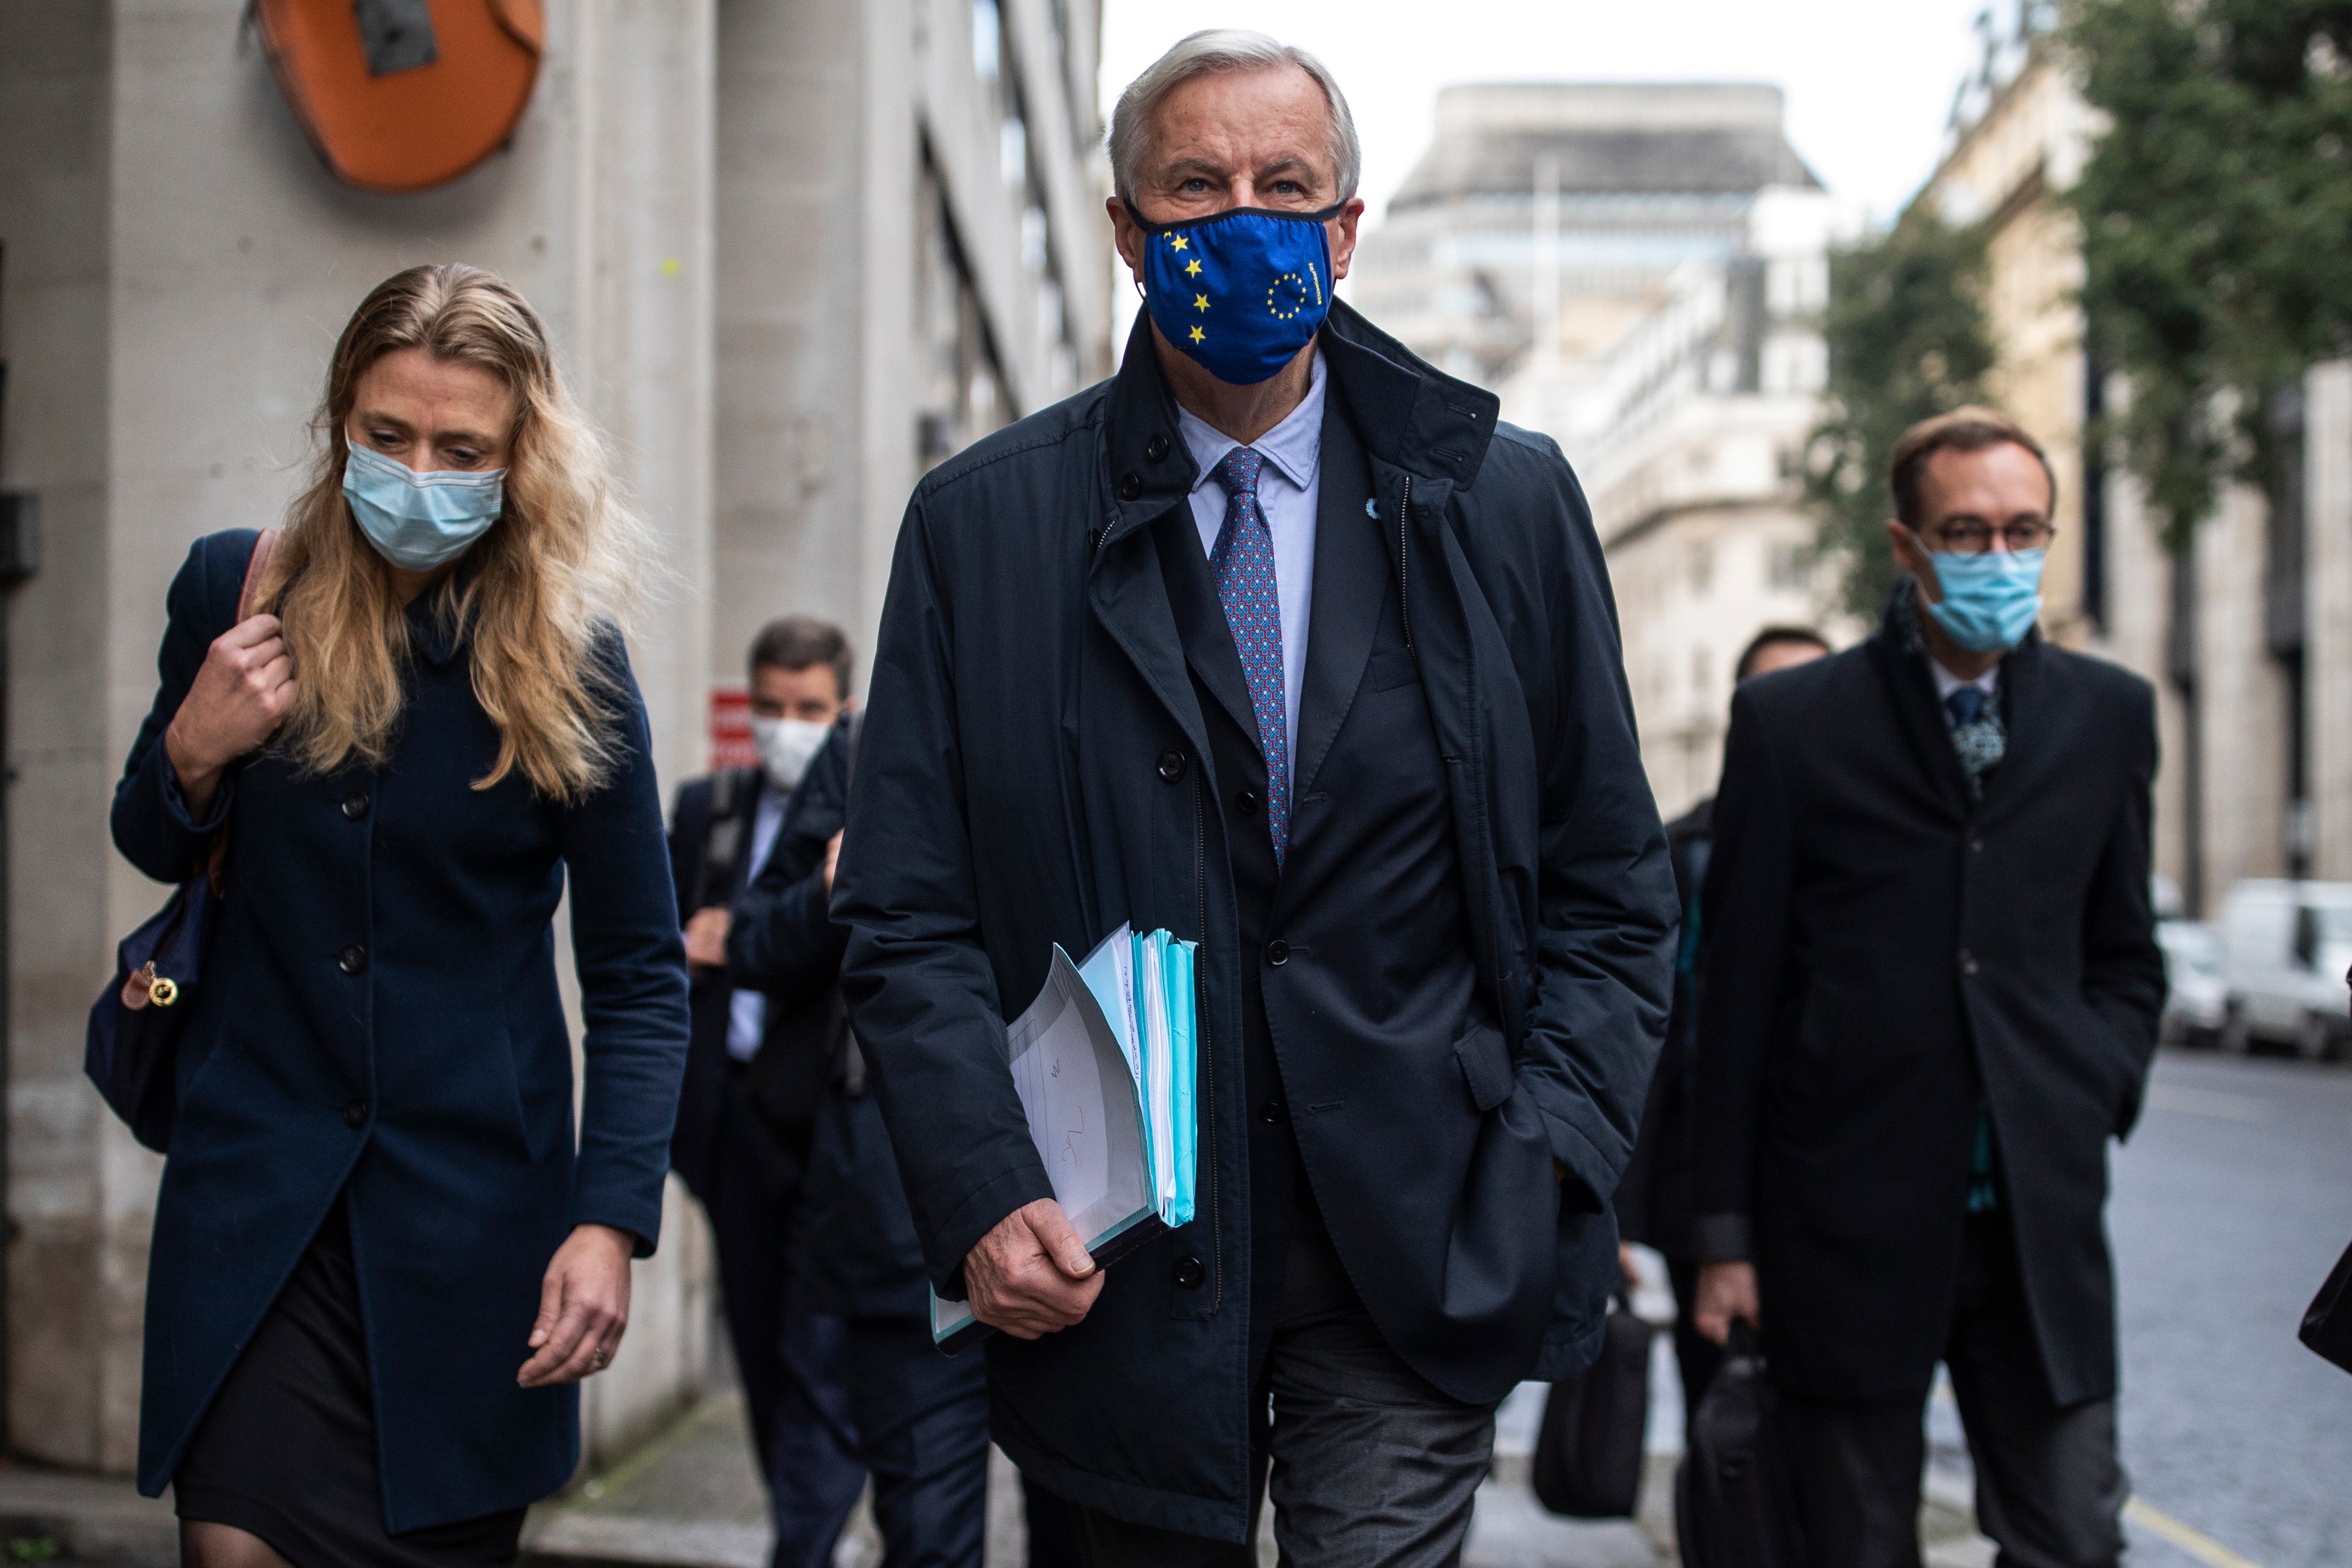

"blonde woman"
[111, 265, 688, 1567]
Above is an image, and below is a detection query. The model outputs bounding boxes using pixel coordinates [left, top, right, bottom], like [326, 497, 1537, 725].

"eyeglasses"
[1925, 521, 2056, 555]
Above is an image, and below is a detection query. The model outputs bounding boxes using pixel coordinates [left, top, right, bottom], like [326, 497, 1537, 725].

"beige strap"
[237, 528, 281, 623]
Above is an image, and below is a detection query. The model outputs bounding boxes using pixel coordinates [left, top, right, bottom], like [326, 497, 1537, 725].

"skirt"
[173, 1197, 529, 1567]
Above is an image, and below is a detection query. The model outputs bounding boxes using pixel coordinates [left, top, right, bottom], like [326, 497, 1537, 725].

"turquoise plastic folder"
[930, 924, 1199, 1348]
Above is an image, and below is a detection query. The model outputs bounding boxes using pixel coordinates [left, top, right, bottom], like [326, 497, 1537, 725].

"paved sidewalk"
[522, 1386, 1677, 1568]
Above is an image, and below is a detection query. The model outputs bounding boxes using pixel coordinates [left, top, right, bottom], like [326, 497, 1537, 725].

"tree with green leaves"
[1803, 211, 1998, 617]
[2064, 0, 2352, 548]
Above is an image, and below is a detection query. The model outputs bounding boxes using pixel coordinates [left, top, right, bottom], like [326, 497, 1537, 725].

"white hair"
[1108, 30, 1362, 209]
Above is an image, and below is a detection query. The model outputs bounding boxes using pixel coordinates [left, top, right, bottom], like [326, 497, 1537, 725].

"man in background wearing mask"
[829, 28, 1674, 1565]
[1615, 623, 1828, 1425]
[1690, 409, 2164, 1568]
[669, 617, 863, 1556]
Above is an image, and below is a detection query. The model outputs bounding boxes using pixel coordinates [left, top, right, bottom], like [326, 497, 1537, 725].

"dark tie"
[1209, 446, 1290, 869]
[1946, 686, 1986, 728]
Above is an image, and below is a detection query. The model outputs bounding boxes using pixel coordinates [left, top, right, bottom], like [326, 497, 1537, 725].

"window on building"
[1767, 541, 1809, 592]
[915, 154, 1014, 468]
[971, 0, 1001, 83]
[1691, 646, 1713, 708]
[1688, 541, 1715, 595]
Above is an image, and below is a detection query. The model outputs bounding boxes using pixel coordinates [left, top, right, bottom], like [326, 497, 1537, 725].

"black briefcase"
[2300, 1238, 2352, 1373]
[1532, 1294, 1656, 1519]
[1674, 1321, 1802, 1568]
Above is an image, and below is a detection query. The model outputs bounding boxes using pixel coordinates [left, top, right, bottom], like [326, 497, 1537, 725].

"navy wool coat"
[113, 530, 689, 1531]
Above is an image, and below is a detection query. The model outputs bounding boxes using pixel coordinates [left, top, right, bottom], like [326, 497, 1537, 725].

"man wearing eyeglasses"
[1690, 409, 2163, 1568]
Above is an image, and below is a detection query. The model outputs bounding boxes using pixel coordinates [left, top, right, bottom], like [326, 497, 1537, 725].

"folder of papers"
[932, 924, 1199, 1348]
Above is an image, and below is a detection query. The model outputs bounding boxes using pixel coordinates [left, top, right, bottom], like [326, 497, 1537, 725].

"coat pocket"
[1454, 1020, 1515, 1112]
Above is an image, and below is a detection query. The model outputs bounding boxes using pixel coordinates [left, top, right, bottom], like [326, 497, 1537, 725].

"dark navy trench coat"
[834, 303, 1677, 1541]
[113, 530, 689, 1532]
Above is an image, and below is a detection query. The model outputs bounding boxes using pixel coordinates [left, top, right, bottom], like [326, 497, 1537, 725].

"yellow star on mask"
[1170, 236, 1189, 251]
[1188, 325, 1206, 344]
[1185, 258, 1203, 278]
[1194, 293, 1209, 311]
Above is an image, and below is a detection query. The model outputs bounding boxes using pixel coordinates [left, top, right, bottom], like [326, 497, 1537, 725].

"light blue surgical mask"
[1926, 548, 2046, 652]
[342, 443, 506, 572]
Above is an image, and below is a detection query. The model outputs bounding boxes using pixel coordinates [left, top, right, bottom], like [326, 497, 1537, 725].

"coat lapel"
[1152, 506, 1263, 754]
[1292, 403, 1382, 797]
[1866, 615, 1972, 822]
[1975, 631, 2046, 817]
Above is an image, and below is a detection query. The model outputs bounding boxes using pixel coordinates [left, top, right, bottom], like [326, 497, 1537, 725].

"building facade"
[1366, 82, 1850, 818]
[0, 0, 1106, 1478]
[1917, 2, 2352, 914]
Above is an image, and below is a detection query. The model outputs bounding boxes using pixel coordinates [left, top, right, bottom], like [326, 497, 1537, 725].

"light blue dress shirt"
[1177, 348, 1326, 773]
[725, 784, 792, 1062]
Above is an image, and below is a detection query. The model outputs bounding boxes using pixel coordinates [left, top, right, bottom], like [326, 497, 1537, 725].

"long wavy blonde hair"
[257, 264, 651, 802]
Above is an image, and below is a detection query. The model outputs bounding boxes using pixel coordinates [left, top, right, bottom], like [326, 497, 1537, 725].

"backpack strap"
[204, 529, 280, 897]
[691, 765, 759, 912]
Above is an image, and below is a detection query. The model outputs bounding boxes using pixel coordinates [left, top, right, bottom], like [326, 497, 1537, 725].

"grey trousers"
[1778, 1213, 2129, 1568]
[1072, 1208, 1499, 1568]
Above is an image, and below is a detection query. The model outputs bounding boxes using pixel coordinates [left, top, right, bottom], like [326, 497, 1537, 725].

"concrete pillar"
[2305, 360, 2352, 881]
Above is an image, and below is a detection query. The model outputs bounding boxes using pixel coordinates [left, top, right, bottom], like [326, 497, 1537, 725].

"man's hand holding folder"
[965, 1198, 1103, 1339]
[932, 926, 1199, 1348]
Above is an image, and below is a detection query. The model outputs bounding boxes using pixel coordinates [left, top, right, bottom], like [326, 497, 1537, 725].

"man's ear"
[1885, 519, 1938, 602]
[1329, 196, 1368, 282]
[1108, 196, 1146, 284]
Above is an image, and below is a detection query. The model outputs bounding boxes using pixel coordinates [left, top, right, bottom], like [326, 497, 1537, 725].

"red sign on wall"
[709, 685, 755, 772]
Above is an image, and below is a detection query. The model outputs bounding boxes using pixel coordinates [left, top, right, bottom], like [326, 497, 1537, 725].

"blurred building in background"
[0, 0, 1107, 1480]
[1918, 3, 2352, 916]
[1356, 82, 1853, 815]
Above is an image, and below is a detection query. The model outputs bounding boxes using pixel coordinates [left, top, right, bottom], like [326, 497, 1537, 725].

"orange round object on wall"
[255, 0, 544, 195]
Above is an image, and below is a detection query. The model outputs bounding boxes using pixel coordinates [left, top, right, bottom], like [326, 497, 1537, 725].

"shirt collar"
[1930, 658, 2000, 700]
[1178, 348, 1327, 497]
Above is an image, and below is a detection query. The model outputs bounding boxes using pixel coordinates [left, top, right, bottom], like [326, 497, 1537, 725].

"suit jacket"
[1693, 587, 2164, 1405]
[667, 765, 774, 1200]
[726, 717, 933, 1322]
[115, 531, 687, 1529]
[832, 301, 1677, 1541]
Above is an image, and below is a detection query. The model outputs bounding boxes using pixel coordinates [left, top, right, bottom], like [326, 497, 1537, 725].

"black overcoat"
[833, 304, 1677, 1541]
[114, 531, 689, 1530]
[1693, 591, 2164, 1406]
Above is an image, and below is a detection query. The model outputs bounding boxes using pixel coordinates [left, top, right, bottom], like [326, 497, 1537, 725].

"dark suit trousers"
[1069, 1195, 1500, 1568]
[703, 1084, 866, 1556]
[1778, 1213, 2128, 1568]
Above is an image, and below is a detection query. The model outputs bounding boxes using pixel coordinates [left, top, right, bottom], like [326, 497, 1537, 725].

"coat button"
[1969, 838, 1985, 854]
[342, 1099, 368, 1129]
[1118, 472, 1143, 501]
[341, 791, 371, 821]
[338, 944, 369, 976]
[1266, 939, 1289, 966]
[1145, 433, 1171, 463]
[1959, 948, 1980, 976]
[1258, 1100, 1282, 1125]
[1236, 788, 1259, 815]
[1171, 1255, 1206, 1289]
[1156, 749, 1187, 783]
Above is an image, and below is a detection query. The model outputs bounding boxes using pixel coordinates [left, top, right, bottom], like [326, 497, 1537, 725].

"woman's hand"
[518, 1223, 635, 1386]
[163, 614, 295, 817]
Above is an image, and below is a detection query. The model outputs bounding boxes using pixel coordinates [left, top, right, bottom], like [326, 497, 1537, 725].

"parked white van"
[2217, 880, 2352, 1058]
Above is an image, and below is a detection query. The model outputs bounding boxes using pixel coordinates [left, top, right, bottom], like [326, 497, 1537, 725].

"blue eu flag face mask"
[1927, 547, 2046, 651]
[1139, 203, 1342, 385]
[342, 442, 506, 572]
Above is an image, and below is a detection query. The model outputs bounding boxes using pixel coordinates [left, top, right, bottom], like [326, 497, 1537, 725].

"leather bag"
[84, 532, 279, 1152]
[2300, 1237, 2352, 1374]
[1532, 1293, 1656, 1519]
[1674, 1320, 1804, 1568]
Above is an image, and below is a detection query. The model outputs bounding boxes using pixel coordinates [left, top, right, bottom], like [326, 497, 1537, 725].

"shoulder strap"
[237, 529, 281, 624]
[842, 709, 866, 797]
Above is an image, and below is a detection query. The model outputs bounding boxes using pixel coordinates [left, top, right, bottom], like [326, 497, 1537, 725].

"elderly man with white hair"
[834, 31, 1677, 1566]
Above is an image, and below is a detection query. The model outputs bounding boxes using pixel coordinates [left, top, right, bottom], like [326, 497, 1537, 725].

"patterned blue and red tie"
[1210, 446, 1290, 869]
